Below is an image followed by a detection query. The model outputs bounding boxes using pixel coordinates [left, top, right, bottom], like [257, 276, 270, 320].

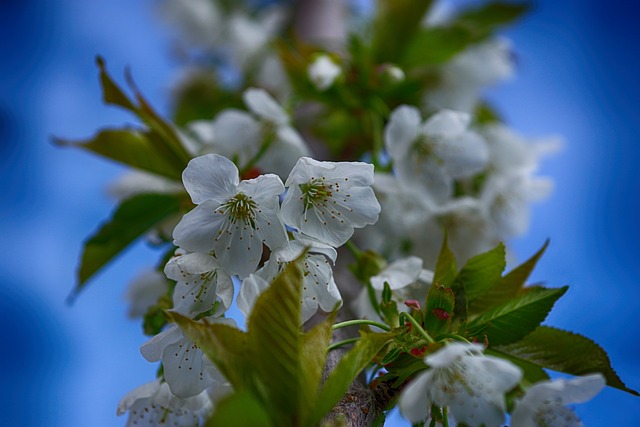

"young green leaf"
[306, 330, 394, 426]
[470, 240, 549, 313]
[54, 128, 185, 181]
[494, 326, 639, 396]
[457, 243, 506, 305]
[167, 312, 256, 393]
[205, 390, 272, 427]
[466, 286, 567, 345]
[423, 284, 455, 338]
[301, 312, 336, 405]
[432, 233, 457, 288]
[72, 193, 183, 296]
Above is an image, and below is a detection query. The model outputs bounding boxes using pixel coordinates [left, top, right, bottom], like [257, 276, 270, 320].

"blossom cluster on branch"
[59, 0, 637, 426]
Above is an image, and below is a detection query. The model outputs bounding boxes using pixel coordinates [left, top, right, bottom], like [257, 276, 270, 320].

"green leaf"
[167, 313, 256, 392]
[402, 25, 476, 67]
[72, 193, 183, 296]
[494, 326, 639, 396]
[424, 284, 455, 338]
[471, 240, 549, 313]
[307, 330, 393, 426]
[301, 312, 336, 403]
[458, 243, 506, 304]
[248, 259, 305, 422]
[432, 233, 457, 288]
[466, 286, 567, 345]
[371, 0, 435, 62]
[456, 1, 531, 37]
[205, 390, 272, 427]
[54, 128, 185, 181]
[94, 57, 191, 172]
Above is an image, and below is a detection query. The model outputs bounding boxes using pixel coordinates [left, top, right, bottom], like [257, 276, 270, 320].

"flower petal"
[182, 154, 239, 205]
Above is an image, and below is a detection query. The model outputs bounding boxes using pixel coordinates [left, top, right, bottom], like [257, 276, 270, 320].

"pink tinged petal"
[172, 201, 220, 253]
[182, 154, 239, 205]
[237, 274, 270, 318]
[243, 87, 289, 125]
[399, 371, 434, 422]
[385, 105, 422, 160]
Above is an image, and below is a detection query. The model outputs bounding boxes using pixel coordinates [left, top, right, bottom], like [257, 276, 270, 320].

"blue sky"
[0, 0, 638, 425]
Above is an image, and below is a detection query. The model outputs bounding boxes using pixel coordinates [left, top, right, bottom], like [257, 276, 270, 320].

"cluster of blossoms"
[79, 1, 621, 426]
[119, 145, 381, 424]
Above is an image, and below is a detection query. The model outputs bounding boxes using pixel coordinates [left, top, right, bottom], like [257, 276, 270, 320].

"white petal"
[237, 274, 270, 318]
[164, 252, 220, 279]
[308, 55, 341, 90]
[424, 342, 484, 368]
[385, 105, 422, 160]
[140, 325, 182, 362]
[399, 371, 434, 423]
[436, 130, 489, 179]
[370, 256, 423, 290]
[211, 109, 262, 165]
[182, 154, 239, 205]
[423, 109, 471, 139]
[163, 339, 215, 397]
[172, 200, 220, 253]
[117, 379, 161, 415]
[243, 87, 289, 125]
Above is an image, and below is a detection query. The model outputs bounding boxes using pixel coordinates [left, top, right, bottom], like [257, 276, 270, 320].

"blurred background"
[0, 0, 638, 425]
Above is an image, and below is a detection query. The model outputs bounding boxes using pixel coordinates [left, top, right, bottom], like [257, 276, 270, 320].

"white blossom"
[238, 237, 341, 322]
[164, 250, 234, 317]
[172, 154, 287, 278]
[385, 105, 489, 204]
[242, 88, 311, 177]
[399, 343, 522, 427]
[140, 318, 234, 398]
[281, 157, 381, 247]
[511, 374, 606, 427]
[424, 38, 514, 113]
[123, 269, 169, 319]
[308, 55, 341, 90]
[117, 379, 213, 427]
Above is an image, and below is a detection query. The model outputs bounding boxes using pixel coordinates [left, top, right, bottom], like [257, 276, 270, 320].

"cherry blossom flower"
[399, 342, 522, 427]
[511, 374, 606, 427]
[307, 55, 341, 90]
[140, 317, 235, 398]
[238, 237, 341, 322]
[172, 154, 286, 278]
[424, 38, 514, 113]
[117, 379, 213, 427]
[385, 105, 489, 205]
[123, 269, 169, 319]
[164, 250, 234, 317]
[281, 157, 381, 247]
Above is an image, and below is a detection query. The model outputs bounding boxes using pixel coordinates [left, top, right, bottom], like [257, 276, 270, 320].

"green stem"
[345, 240, 363, 259]
[399, 312, 435, 344]
[328, 337, 360, 352]
[442, 407, 449, 427]
[435, 333, 471, 344]
[332, 319, 391, 332]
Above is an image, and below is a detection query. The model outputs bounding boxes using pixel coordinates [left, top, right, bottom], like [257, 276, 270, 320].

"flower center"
[217, 192, 258, 227]
[299, 177, 335, 211]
